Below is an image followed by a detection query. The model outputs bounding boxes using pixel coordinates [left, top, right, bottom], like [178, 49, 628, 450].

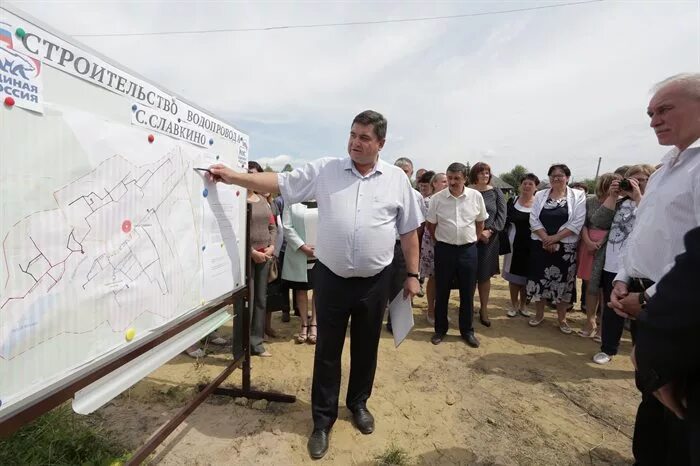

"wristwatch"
[407, 272, 419, 279]
[638, 292, 647, 308]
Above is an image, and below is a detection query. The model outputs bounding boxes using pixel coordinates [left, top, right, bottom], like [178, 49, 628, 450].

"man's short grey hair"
[394, 157, 414, 170]
[653, 73, 700, 99]
[446, 162, 468, 179]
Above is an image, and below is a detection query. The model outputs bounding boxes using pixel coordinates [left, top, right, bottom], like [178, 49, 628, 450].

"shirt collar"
[660, 137, 700, 168]
[343, 156, 384, 178]
[446, 187, 467, 199]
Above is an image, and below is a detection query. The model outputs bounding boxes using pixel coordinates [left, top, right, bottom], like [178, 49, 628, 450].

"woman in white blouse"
[526, 164, 586, 334]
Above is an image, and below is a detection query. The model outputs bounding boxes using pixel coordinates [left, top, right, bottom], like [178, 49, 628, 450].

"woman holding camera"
[593, 164, 655, 364]
[526, 164, 586, 333]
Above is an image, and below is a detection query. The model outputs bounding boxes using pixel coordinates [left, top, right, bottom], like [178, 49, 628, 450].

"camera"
[619, 178, 632, 191]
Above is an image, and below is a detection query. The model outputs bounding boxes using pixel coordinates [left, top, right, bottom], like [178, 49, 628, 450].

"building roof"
[490, 174, 515, 190]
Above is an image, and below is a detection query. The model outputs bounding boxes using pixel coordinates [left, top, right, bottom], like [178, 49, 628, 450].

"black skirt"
[526, 240, 578, 304]
[282, 261, 315, 291]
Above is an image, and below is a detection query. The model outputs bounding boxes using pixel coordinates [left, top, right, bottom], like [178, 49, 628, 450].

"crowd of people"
[201, 71, 698, 463]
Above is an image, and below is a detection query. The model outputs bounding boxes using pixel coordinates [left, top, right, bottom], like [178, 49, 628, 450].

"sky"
[8, 0, 700, 180]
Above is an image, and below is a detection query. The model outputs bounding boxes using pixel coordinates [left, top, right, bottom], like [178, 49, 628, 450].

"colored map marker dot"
[121, 219, 132, 233]
[236, 191, 240, 197]
[216, 155, 220, 160]
[131, 104, 137, 111]
[209, 138, 214, 145]
[202, 245, 206, 251]
[4, 96, 15, 107]
[220, 242, 224, 248]
[125, 328, 136, 341]
[202, 188, 208, 198]
[148, 134, 155, 143]
[15, 28, 26, 38]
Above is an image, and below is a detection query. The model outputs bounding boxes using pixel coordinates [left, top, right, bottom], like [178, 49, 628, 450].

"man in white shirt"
[207, 110, 423, 460]
[426, 162, 488, 347]
[610, 72, 700, 465]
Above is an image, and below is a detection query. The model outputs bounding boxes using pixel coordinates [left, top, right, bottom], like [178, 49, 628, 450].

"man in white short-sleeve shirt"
[207, 110, 423, 460]
[426, 162, 488, 347]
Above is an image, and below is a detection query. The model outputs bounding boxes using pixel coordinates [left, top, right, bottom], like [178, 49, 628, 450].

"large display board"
[0, 5, 248, 416]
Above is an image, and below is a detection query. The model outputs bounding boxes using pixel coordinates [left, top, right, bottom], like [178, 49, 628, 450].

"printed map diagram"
[1, 148, 202, 361]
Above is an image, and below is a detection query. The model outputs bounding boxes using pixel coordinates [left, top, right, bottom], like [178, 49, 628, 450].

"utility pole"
[594, 156, 602, 181]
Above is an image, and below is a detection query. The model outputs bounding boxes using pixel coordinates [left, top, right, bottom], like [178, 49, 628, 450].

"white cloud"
[255, 154, 293, 171]
[9, 0, 700, 179]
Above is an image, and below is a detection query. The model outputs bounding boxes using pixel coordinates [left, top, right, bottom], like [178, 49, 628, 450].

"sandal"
[185, 346, 205, 358]
[577, 328, 597, 338]
[559, 321, 573, 334]
[528, 316, 545, 327]
[296, 325, 308, 344]
[307, 324, 317, 345]
[210, 336, 229, 345]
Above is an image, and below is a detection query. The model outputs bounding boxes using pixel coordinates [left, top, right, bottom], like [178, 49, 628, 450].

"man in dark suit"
[621, 226, 700, 465]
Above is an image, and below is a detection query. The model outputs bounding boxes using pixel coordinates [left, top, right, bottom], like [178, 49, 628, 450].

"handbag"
[267, 257, 279, 283]
[498, 197, 514, 255]
[498, 229, 511, 255]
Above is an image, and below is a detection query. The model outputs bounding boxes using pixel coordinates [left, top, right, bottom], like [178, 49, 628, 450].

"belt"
[436, 241, 475, 248]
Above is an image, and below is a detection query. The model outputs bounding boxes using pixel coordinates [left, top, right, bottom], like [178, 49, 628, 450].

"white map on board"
[2, 149, 192, 355]
[0, 105, 243, 410]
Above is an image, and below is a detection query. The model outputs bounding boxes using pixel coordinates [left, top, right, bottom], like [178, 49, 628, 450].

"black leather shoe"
[479, 317, 491, 327]
[431, 333, 445, 345]
[464, 333, 480, 348]
[281, 310, 290, 323]
[350, 406, 375, 434]
[308, 428, 330, 459]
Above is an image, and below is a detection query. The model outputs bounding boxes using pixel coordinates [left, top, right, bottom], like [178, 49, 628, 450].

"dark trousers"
[250, 260, 270, 355]
[434, 241, 477, 337]
[311, 262, 392, 430]
[627, 278, 691, 465]
[600, 270, 626, 356]
[633, 392, 691, 465]
[386, 241, 406, 327]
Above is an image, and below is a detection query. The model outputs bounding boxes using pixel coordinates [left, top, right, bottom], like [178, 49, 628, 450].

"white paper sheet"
[199, 156, 242, 301]
[388, 291, 414, 347]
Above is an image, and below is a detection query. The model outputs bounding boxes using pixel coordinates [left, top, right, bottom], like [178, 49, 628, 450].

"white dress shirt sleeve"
[396, 176, 425, 235]
[278, 158, 331, 205]
[476, 192, 489, 222]
[426, 194, 438, 224]
[644, 163, 700, 298]
[282, 204, 305, 251]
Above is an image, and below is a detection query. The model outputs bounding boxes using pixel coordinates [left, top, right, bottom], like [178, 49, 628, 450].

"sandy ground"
[100, 275, 639, 465]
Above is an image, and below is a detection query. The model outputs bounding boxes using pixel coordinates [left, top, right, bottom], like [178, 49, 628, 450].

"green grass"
[0, 404, 129, 466]
[375, 444, 411, 465]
